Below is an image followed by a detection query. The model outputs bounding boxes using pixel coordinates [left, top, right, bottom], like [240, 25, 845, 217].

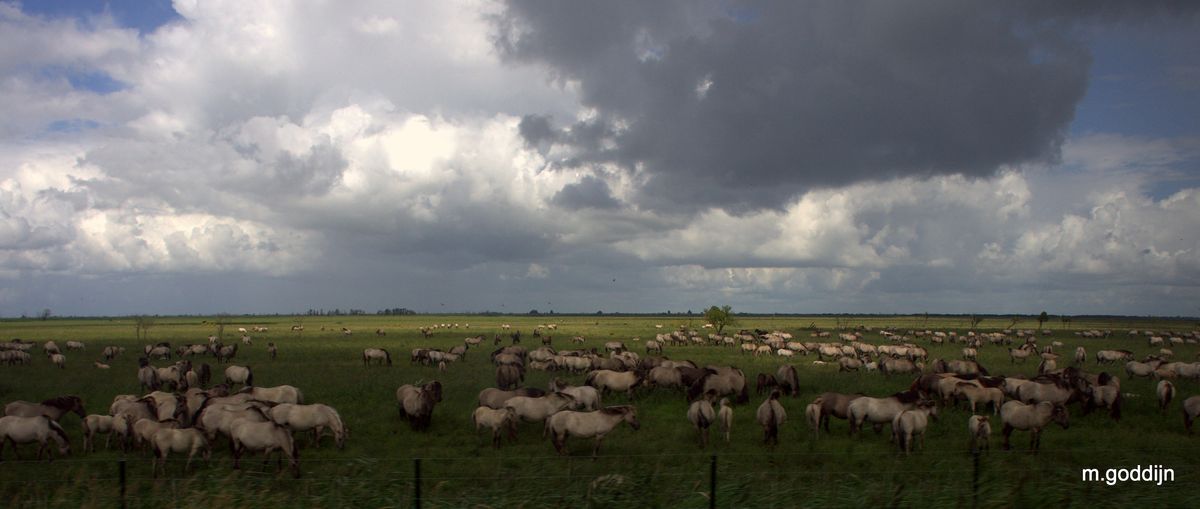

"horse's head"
[622, 407, 640, 430]
[1052, 404, 1070, 429]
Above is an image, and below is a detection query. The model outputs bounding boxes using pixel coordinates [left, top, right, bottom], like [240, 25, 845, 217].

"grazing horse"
[549, 379, 602, 411]
[362, 348, 392, 366]
[816, 392, 864, 433]
[586, 370, 642, 399]
[1157, 381, 1175, 413]
[1015, 377, 1078, 406]
[776, 365, 800, 397]
[230, 418, 299, 477]
[396, 381, 442, 431]
[473, 406, 518, 448]
[687, 390, 717, 448]
[687, 367, 749, 404]
[0, 415, 71, 460]
[756, 390, 787, 446]
[755, 373, 778, 395]
[4, 396, 86, 424]
[1000, 401, 1069, 451]
[151, 428, 210, 477]
[546, 405, 640, 457]
[848, 390, 923, 436]
[223, 365, 254, 388]
[717, 398, 733, 443]
[968, 415, 991, 452]
[954, 383, 1005, 415]
[268, 403, 347, 449]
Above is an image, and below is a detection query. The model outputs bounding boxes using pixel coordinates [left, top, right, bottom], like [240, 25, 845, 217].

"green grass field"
[1, 314, 1198, 508]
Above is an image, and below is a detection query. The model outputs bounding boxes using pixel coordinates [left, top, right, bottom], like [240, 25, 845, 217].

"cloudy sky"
[1, 1, 1197, 317]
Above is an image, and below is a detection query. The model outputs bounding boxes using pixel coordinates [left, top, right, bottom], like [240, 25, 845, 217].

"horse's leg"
[1001, 424, 1013, 450]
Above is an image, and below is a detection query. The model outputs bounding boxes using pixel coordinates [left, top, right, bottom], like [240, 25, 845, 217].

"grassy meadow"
[1, 314, 1198, 508]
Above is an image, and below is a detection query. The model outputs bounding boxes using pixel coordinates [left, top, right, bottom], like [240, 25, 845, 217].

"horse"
[362, 348, 392, 366]
[1157, 380, 1175, 413]
[82, 414, 120, 452]
[239, 385, 304, 405]
[968, 415, 991, 452]
[805, 398, 823, 439]
[848, 390, 923, 436]
[268, 403, 347, 449]
[586, 370, 641, 399]
[478, 387, 546, 410]
[754, 373, 778, 395]
[1082, 383, 1122, 421]
[1009, 348, 1032, 364]
[1184, 396, 1200, 433]
[814, 392, 864, 433]
[954, 383, 1005, 415]
[0, 415, 70, 460]
[756, 390, 787, 446]
[892, 402, 938, 455]
[1095, 349, 1133, 365]
[230, 418, 300, 477]
[687, 367, 748, 404]
[1074, 347, 1086, 365]
[472, 406, 518, 448]
[132, 418, 179, 451]
[687, 390, 717, 448]
[505, 392, 578, 424]
[776, 365, 800, 397]
[546, 405, 640, 457]
[151, 428, 210, 477]
[194, 402, 271, 444]
[1000, 401, 1069, 451]
[267, 343, 277, 360]
[4, 396, 86, 423]
[1015, 377, 1078, 406]
[496, 364, 524, 390]
[549, 379, 602, 411]
[717, 398, 733, 443]
[224, 365, 254, 388]
[396, 381, 442, 431]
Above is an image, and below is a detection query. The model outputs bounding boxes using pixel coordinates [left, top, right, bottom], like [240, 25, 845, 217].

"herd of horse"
[3, 324, 1200, 480]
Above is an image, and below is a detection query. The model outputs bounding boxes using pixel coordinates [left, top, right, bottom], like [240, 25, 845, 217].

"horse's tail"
[384, 350, 392, 366]
[295, 387, 305, 405]
[736, 380, 750, 405]
[767, 402, 779, 442]
[1111, 390, 1123, 421]
[585, 371, 598, 387]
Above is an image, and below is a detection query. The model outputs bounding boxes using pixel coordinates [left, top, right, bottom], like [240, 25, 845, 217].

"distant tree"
[213, 314, 231, 342]
[1060, 315, 1072, 329]
[1038, 311, 1049, 330]
[39, 308, 52, 321]
[704, 305, 736, 334]
[135, 316, 156, 342]
[529, 309, 540, 315]
[970, 315, 984, 329]
[1006, 317, 1019, 330]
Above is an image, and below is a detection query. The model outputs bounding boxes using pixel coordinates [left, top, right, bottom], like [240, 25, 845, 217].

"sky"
[0, 0, 1198, 317]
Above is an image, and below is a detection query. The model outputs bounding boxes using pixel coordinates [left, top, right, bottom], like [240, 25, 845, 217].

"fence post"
[118, 458, 127, 509]
[972, 449, 980, 509]
[709, 454, 717, 509]
[414, 458, 422, 509]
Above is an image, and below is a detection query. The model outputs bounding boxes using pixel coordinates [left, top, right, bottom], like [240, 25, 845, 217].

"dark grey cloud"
[552, 175, 620, 210]
[493, 1, 1190, 211]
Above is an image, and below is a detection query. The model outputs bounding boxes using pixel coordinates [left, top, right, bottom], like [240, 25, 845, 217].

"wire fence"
[1, 447, 1195, 508]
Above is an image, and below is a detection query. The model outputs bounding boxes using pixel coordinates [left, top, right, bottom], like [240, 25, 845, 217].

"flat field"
[0, 314, 1197, 508]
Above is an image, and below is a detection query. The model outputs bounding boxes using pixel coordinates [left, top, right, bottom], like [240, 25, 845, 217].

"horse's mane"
[40, 395, 81, 409]
[891, 390, 921, 403]
[599, 405, 632, 415]
[45, 418, 70, 443]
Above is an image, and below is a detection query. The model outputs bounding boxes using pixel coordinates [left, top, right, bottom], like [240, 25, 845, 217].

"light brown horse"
[0, 415, 71, 460]
[1000, 401, 1069, 451]
[546, 405, 640, 457]
[396, 381, 442, 431]
[756, 390, 787, 446]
